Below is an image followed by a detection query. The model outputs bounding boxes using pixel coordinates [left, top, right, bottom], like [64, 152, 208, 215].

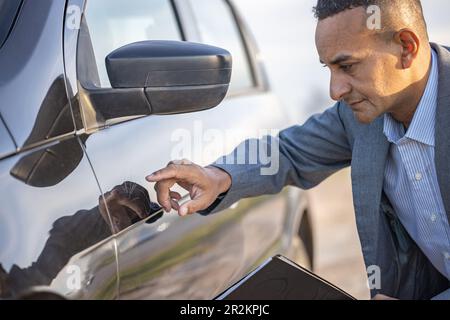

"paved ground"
[306, 168, 371, 300]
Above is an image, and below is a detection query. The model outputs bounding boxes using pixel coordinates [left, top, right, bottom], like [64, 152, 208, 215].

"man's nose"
[329, 73, 351, 101]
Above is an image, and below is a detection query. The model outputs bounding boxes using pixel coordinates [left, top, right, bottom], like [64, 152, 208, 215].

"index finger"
[146, 164, 193, 182]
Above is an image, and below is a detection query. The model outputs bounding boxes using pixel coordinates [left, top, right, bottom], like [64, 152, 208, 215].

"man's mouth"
[347, 99, 365, 110]
[348, 100, 364, 106]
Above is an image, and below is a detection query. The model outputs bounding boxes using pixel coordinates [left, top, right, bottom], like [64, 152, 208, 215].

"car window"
[83, 0, 182, 88]
[0, 0, 22, 49]
[188, 0, 254, 93]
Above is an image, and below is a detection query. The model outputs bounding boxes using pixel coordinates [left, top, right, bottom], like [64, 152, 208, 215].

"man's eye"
[340, 64, 353, 72]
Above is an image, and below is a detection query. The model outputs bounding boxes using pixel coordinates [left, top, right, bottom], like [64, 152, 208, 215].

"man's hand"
[146, 159, 232, 216]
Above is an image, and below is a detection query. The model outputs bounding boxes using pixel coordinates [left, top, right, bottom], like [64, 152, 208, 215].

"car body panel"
[0, 136, 118, 299]
[82, 92, 292, 298]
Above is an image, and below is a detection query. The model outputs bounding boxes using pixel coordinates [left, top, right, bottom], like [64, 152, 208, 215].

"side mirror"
[79, 40, 232, 128]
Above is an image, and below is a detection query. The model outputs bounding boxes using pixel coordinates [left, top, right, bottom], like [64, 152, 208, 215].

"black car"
[0, 0, 313, 299]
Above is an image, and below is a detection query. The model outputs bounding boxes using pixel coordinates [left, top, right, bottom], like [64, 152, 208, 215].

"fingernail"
[180, 207, 188, 216]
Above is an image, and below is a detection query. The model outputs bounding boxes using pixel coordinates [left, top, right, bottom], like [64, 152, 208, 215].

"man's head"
[314, 0, 431, 125]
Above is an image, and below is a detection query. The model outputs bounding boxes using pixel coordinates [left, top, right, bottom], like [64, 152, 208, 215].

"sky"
[234, 0, 450, 124]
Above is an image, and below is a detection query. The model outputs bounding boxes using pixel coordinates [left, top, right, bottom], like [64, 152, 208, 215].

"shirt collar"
[384, 49, 439, 146]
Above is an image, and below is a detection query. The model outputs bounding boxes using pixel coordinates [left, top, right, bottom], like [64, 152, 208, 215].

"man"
[147, 0, 450, 300]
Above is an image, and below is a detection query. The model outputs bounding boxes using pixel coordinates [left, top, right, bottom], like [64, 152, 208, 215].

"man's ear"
[393, 29, 420, 69]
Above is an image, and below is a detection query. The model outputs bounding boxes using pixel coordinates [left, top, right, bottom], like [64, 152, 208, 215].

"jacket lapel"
[432, 43, 450, 225]
[351, 117, 390, 265]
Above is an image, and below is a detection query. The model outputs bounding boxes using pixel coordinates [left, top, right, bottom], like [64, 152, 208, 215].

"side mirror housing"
[79, 40, 232, 128]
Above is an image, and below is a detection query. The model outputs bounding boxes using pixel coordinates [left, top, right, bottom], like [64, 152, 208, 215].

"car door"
[0, 0, 119, 299]
[76, 0, 296, 299]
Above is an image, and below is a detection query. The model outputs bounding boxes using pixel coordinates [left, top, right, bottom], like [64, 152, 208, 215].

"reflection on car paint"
[0, 138, 129, 299]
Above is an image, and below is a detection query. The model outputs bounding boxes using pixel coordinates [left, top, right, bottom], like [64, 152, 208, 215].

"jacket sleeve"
[200, 102, 353, 215]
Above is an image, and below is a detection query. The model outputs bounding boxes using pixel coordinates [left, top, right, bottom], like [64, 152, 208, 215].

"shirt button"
[415, 172, 423, 181]
[430, 214, 437, 222]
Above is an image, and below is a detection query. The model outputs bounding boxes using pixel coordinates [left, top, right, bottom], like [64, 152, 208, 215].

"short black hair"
[313, 0, 421, 20]
[313, 0, 428, 39]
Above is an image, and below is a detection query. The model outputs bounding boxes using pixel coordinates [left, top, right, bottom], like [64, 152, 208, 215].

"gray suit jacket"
[205, 43, 450, 300]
